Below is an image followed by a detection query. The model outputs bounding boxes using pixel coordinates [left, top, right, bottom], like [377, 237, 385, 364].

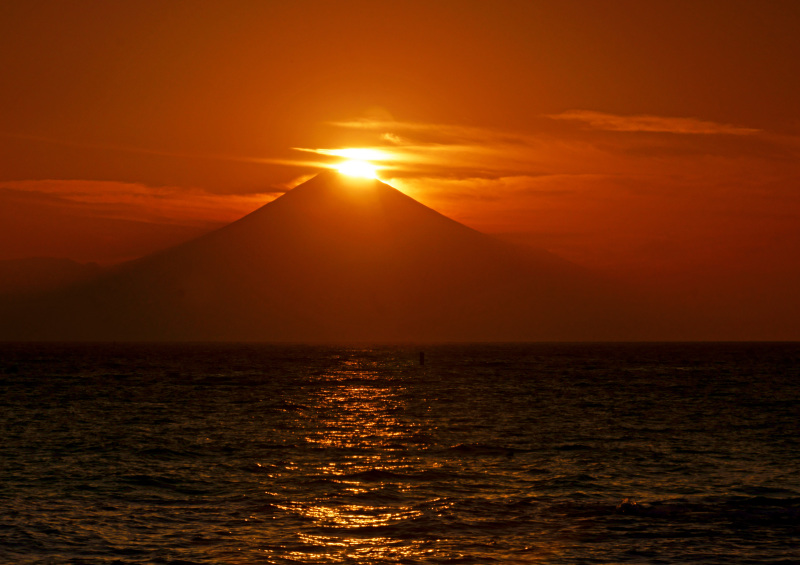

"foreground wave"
[2, 342, 799, 563]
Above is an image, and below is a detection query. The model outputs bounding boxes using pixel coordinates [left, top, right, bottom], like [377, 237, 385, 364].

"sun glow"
[295, 146, 391, 179]
[336, 159, 379, 179]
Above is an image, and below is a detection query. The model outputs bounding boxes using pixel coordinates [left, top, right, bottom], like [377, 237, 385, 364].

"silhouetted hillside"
[0, 172, 659, 341]
[0, 257, 101, 295]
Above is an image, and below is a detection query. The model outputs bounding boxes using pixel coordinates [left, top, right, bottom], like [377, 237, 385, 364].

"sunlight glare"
[329, 148, 387, 161]
[337, 159, 378, 179]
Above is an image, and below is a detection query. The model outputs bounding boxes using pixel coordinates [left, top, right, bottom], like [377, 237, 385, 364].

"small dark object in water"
[616, 498, 639, 514]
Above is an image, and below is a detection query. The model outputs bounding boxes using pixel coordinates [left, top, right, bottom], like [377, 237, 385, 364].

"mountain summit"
[1, 172, 653, 341]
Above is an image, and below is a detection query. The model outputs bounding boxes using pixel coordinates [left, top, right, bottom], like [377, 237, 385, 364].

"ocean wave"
[4, 342, 800, 563]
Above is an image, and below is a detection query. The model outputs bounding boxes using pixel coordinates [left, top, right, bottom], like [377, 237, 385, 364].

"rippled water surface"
[2, 342, 799, 563]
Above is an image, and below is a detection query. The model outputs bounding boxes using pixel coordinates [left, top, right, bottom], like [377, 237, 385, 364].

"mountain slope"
[0, 257, 101, 295]
[1, 172, 655, 341]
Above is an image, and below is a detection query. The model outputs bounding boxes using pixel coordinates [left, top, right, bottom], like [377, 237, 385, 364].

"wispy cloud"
[319, 113, 784, 188]
[0, 130, 322, 170]
[547, 110, 760, 135]
[320, 119, 556, 178]
[0, 180, 276, 226]
[317, 115, 800, 292]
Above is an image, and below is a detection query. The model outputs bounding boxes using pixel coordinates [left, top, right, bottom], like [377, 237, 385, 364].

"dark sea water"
[2, 342, 799, 564]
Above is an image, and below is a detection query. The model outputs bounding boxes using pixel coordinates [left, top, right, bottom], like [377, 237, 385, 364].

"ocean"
[2, 342, 799, 564]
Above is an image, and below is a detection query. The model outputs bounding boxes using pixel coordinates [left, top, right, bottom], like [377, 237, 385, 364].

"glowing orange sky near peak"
[295, 147, 392, 179]
[336, 159, 379, 179]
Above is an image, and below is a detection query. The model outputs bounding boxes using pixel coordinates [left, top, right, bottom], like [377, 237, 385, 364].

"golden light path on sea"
[285, 360, 439, 562]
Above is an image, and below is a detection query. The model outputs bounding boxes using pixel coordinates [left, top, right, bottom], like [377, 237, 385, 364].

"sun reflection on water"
[286, 502, 423, 528]
[290, 534, 433, 563]
[303, 368, 423, 451]
[267, 349, 438, 562]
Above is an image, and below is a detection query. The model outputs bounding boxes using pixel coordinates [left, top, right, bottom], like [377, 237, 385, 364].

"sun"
[336, 159, 378, 179]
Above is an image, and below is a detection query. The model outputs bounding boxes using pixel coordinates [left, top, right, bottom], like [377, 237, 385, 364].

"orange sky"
[1, 0, 799, 338]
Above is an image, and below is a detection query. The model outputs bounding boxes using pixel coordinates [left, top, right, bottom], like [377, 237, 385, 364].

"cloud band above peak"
[547, 110, 759, 135]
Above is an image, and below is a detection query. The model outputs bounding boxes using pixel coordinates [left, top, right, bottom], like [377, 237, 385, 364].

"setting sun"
[336, 159, 378, 179]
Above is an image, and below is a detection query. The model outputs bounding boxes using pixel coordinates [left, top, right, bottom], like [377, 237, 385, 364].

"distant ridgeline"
[0, 172, 662, 342]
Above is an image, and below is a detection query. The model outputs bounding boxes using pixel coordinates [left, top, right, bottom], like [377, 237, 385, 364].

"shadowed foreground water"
[2, 342, 799, 563]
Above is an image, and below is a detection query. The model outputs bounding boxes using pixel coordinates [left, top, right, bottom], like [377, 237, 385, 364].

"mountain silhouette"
[0, 257, 101, 295]
[0, 171, 655, 341]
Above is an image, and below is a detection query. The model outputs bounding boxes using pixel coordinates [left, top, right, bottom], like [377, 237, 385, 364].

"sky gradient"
[2, 0, 799, 339]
